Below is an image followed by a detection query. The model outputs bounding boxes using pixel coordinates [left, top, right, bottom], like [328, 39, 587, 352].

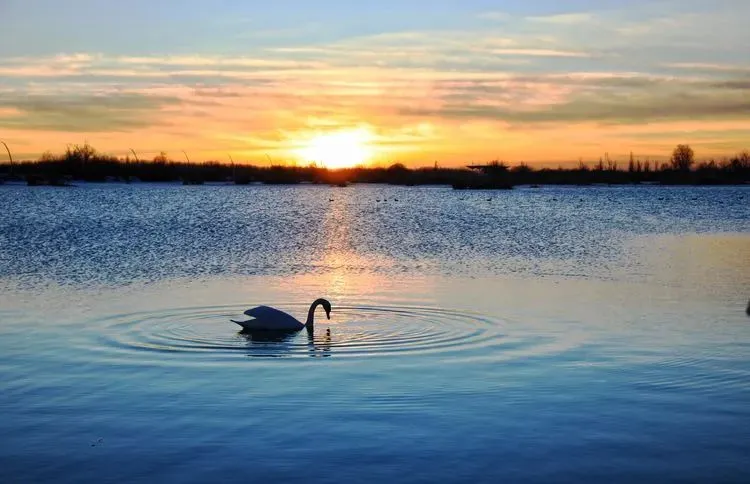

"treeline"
[0, 143, 748, 187]
[500, 148, 750, 186]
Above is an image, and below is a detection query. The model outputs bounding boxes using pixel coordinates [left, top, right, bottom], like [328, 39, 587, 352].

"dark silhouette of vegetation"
[454, 161, 513, 189]
[0, 141, 13, 178]
[1, 143, 748, 188]
[671, 144, 695, 171]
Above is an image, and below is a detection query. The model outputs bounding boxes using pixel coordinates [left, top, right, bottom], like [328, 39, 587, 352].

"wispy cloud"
[477, 11, 510, 21]
[1, 1, 748, 163]
[527, 13, 595, 25]
[664, 62, 750, 74]
[0, 91, 181, 132]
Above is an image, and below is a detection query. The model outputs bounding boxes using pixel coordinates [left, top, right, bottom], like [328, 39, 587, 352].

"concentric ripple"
[73, 304, 577, 365]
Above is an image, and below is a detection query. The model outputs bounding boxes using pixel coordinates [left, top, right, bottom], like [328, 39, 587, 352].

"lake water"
[1, 183, 749, 483]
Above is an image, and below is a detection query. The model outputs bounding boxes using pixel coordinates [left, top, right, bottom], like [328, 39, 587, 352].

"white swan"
[232, 298, 331, 332]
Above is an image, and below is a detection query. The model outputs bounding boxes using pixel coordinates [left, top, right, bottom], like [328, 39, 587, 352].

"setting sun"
[294, 128, 374, 169]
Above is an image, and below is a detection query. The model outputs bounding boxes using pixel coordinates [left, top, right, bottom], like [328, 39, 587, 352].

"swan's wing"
[244, 305, 293, 320]
[238, 305, 303, 331]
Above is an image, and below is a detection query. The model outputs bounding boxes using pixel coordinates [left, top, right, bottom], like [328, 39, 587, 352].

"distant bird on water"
[746, 299, 750, 316]
[232, 298, 332, 333]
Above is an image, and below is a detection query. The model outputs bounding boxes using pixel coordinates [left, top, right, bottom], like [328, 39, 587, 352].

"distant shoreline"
[2, 176, 749, 189]
[1, 144, 749, 188]
[2, 163, 749, 188]
[0, 143, 750, 190]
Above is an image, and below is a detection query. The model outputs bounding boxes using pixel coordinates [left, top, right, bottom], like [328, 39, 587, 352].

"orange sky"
[1, 2, 748, 167]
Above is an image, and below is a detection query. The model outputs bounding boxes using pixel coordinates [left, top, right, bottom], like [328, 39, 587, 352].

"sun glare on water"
[295, 128, 374, 169]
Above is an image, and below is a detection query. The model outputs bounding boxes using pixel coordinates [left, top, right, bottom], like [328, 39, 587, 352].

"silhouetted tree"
[605, 153, 617, 171]
[64, 143, 97, 163]
[485, 160, 509, 174]
[153, 151, 170, 163]
[511, 162, 532, 173]
[671, 144, 695, 171]
[39, 151, 56, 162]
[729, 151, 750, 172]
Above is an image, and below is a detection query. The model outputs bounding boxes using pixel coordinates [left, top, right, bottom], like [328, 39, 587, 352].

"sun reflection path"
[279, 187, 421, 307]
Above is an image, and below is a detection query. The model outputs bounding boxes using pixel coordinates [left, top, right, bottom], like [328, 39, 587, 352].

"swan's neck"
[306, 303, 318, 327]
[305, 298, 330, 328]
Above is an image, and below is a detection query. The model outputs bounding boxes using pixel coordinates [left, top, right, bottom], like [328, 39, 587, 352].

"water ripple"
[66, 304, 575, 365]
[2, 184, 747, 286]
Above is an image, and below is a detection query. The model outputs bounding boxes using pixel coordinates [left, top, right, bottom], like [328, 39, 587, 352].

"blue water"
[1, 183, 749, 482]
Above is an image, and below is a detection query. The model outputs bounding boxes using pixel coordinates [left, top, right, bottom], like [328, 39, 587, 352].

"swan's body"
[232, 298, 331, 332]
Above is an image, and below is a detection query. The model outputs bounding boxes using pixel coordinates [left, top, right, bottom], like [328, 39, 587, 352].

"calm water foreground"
[1, 183, 749, 483]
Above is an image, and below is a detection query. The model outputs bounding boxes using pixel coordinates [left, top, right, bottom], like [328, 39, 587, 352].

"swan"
[231, 298, 331, 332]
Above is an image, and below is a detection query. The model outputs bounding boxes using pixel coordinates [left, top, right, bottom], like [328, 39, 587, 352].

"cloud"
[488, 48, 591, 58]
[0, 91, 181, 132]
[709, 79, 750, 90]
[665, 62, 750, 74]
[398, 73, 750, 124]
[0, 1, 748, 161]
[527, 13, 595, 25]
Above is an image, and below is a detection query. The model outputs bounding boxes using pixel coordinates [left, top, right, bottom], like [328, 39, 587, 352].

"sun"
[295, 128, 374, 169]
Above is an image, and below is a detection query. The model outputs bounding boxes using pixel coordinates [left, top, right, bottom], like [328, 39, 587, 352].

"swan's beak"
[326, 311, 331, 320]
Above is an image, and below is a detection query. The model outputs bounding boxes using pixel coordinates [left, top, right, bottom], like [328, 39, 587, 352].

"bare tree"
[1, 140, 13, 175]
[153, 151, 170, 163]
[671, 144, 695, 171]
[66, 142, 97, 163]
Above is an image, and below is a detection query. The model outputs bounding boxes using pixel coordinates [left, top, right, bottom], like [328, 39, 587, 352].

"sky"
[0, 0, 748, 167]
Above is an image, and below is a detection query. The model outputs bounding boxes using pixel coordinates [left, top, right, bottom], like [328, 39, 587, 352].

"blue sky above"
[0, 0, 748, 164]
[2, 0, 745, 57]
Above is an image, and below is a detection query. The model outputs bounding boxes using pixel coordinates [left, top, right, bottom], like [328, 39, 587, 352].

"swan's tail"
[231, 319, 251, 329]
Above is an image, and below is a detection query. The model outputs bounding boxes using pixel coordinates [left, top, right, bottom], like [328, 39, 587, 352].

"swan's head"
[311, 298, 332, 319]
[321, 299, 332, 319]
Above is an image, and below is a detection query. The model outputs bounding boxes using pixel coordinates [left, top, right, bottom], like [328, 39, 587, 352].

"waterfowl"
[232, 298, 331, 332]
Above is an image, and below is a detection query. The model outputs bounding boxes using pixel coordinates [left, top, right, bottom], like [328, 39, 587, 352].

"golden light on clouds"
[293, 127, 376, 168]
[1, 2, 749, 165]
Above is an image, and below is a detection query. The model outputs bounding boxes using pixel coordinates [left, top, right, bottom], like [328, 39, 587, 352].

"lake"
[1, 183, 749, 483]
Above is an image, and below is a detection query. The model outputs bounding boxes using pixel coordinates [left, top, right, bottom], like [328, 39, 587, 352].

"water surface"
[1, 184, 748, 482]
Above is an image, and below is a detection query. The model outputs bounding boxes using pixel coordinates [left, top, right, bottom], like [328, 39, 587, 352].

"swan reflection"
[240, 326, 332, 358]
